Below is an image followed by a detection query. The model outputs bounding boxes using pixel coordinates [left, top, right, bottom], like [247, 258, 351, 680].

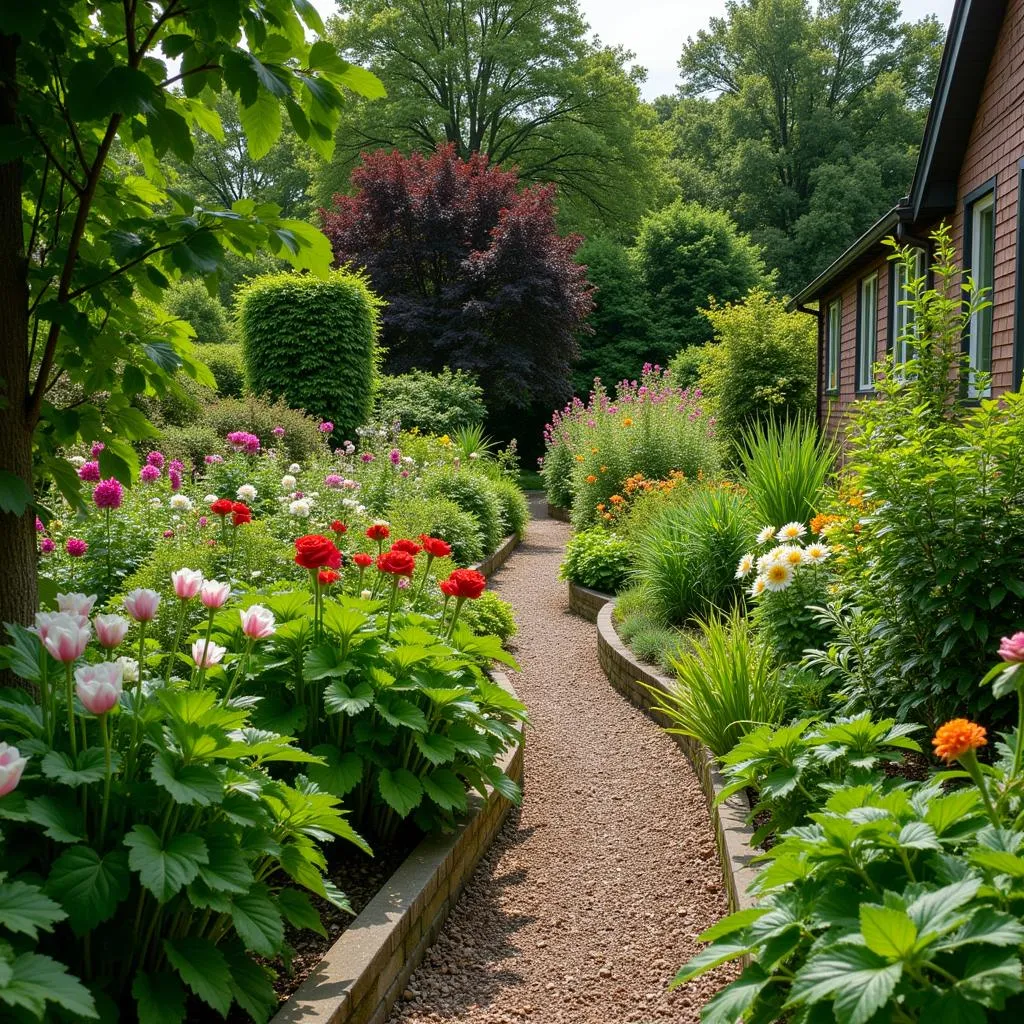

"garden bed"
[272, 672, 524, 1024]
[469, 531, 520, 577]
[594, 603, 758, 912]
[566, 580, 614, 622]
[546, 502, 570, 522]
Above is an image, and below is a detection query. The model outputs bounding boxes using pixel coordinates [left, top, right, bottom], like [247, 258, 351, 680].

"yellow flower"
[622, 417, 633, 427]
[439, 435, 451, 446]
[763, 562, 794, 592]
[591, 447, 599, 454]
[597, 503, 606, 512]
[600, 465, 607, 473]
[575, 454, 585, 463]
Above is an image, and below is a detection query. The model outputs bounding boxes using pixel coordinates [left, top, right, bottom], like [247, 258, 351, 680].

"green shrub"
[140, 372, 215, 427]
[668, 344, 711, 389]
[200, 342, 246, 397]
[238, 270, 382, 440]
[738, 415, 837, 528]
[462, 591, 518, 644]
[425, 470, 503, 556]
[201, 393, 324, 462]
[164, 277, 230, 343]
[157, 423, 224, 469]
[540, 438, 574, 509]
[635, 485, 754, 625]
[559, 528, 633, 593]
[386, 495, 484, 566]
[489, 476, 530, 538]
[650, 608, 785, 756]
[698, 289, 818, 448]
[375, 368, 485, 434]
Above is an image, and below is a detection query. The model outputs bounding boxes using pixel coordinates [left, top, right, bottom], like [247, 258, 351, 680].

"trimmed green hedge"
[238, 271, 382, 441]
[201, 343, 245, 397]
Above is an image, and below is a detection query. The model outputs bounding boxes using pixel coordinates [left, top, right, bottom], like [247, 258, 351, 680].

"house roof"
[789, 0, 1010, 308]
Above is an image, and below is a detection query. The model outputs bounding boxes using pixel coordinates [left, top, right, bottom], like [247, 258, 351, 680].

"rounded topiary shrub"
[201, 343, 245, 397]
[237, 271, 381, 441]
[425, 470, 503, 556]
[164, 278, 230, 344]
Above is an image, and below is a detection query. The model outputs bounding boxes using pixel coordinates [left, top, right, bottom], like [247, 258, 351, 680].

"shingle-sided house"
[791, 0, 1024, 431]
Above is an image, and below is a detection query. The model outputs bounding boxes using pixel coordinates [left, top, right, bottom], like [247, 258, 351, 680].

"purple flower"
[204, 454, 223, 465]
[319, 421, 334, 434]
[324, 474, 344, 489]
[168, 459, 184, 474]
[163, 529, 174, 539]
[361, 452, 374, 463]
[389, 448, 401, 466]
[226, 431, 260, 454]
[40, 537, 55, 554]
[198, 516, 208, 527]
[272, 426, 285, 438]
[90, 441, 105, 458]
[400, 470, 410, 478]
[168, 469, 182, 492]
[140, 464, 160, 484]
[93, 477, 124, 510]
[66, 537, 88, 557]
[78, 461, 101, 482]
[35, 516, 45, 533]
[146, 451, 165, 469]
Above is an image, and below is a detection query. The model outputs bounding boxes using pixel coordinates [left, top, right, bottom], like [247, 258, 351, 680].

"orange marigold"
[622, 417, 633, 427]
[610, 494, 624, 505]
[575, 454, 585, 462]
[810, 513, 841, 535]
[932, 718, 987, 762]
[600, 465, 608, 473]
[586, 474, 597, 484]
[596, 503, 606, 512]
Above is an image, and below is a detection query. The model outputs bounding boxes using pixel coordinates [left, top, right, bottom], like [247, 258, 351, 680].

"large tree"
[664, 0, 943, 293]
[0, 0, 381, 634]
[315, 0, 672, 238]
[322, 143, 593, 416]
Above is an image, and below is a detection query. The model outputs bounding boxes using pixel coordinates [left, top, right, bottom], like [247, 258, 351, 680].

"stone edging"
[471, 531, 520, 577]
[594, 603, 758, 911]
[271, 672, 525, 1024]
[546, 502, 570, 522]
[567, 580, 614, 623]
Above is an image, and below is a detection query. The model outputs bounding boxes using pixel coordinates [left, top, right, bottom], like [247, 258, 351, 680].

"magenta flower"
[171, 567, 203, 600]
[146, 451, 165, 469]
[168, 459, 184, 474]
[389, 448, 401, 466]
[319, 421, 334, 434]
[140, 464, 160, 484]
[35, 516, 45, 533]
[361, 452, 375, 463]
[240, 605, 276, 640]
[66, 538, 88, 558]
[162, 529, 174, 539]
[272, 426, 285, 438]
[999, 632, 1024, 663]
[198, 515, 208, 527]
[90, 441, 105, 458]
[168, 469, 182, 492]
[40, 537, 55, 554]
[79, 461, 101, 482]
[226, 431, 260, 454]
[93, 478, 124, 510]
[204, 454, 223, 465]
[324, 474, 344, 489]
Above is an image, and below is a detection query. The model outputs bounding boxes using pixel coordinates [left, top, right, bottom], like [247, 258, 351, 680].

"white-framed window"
[857, 273, 878, 391]
[892, 247, 926, 365]
[826, 298, 841, 392]
[968, 191, 995, 397]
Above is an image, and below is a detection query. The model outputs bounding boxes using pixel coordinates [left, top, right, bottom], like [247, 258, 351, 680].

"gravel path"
[389, 495, 734, 1024]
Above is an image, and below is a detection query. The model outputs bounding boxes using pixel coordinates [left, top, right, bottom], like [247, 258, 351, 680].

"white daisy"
[749, 576, 768, 598]
[779, 545, 805, 567]
[804, 543, 831, 565]
[757, 548, 784, 573]
[756, 526, 776, 545]
[735, 554, 755, 579]
[777, 521, 807, 541]
[289, 498, 311, 517]
[763, 561, 795, 592]
[204, 493, 218, 504]
[281, 474, 297, 490]
[149, 498, 162, 509]
[169, 494, 192, 511]
[236, 484, 257, 501]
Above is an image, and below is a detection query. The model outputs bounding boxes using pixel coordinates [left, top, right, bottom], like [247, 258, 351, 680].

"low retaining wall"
[471, 532, 520, 578]
[567, 581, 614, 623]
[595, 604, 758, 911]
[546, 503, 570, 522]
[272, 673, 524, 1024]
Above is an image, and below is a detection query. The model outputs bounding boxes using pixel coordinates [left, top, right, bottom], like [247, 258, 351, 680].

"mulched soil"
[387, 494, 736, 1024]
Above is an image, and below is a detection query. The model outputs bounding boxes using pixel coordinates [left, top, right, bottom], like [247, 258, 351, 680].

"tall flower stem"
[445, 597, 466, 640]
[195, 608, 216, 690]
[384, 579, 399, 640]
[1014, 691, 1024, 778]
[65, 662, 77, 757]
[39, 656, 51, 743]
[105, 508, 112, 595]
[413, 554, 434, 606]
[960, 750, 1000, 827]
[223, 638, 254, 704]
[165, 601, 188, 686]
[99, 714, 112, 844]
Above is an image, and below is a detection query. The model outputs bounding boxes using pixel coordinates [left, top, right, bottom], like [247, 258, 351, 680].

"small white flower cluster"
[736, 522, 831, 597]
[236, 483, 257, 501]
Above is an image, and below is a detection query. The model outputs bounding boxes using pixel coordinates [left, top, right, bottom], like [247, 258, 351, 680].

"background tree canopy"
[315, 0, 672, 238]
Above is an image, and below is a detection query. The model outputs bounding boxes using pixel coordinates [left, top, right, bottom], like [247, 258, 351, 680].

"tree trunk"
[0, 33, 36, 644]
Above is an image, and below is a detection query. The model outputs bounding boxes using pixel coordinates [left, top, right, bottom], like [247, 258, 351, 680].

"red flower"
[419, 535, 452, 559]
[440, 569, 486, 600]
[210, 498, 234, 517]
[376, 550, 416, 577]
[366, 523, 390, 542]
[353, 552, 373, 568]
[391, 538, 422, 556]
[318, 569, 341, 586]
[231, 502, 252, 526]
[330, 520, 348, 535]
[295, 534, 342, 570]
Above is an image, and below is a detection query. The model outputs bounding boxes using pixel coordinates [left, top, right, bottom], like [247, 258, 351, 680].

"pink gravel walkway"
[388, 495, 733, 1024]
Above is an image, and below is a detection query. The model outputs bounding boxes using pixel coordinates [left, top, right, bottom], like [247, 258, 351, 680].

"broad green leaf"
[698, 906, 770, 943]
[196, 832, 253, 894]
[860, 905, 917, 959]
[421, 769, 468, 812]
[0, 880, 66, 938]
[125, 825, 209, 903]
[701, 962, 770, 1024]
[671, 940, 754, 987]
[906, 878, 982, 935]
[323, 679, 374, 715]
[307, 745, 363, 798]
[303, 644, 348, 680]
[224, 941, 277, 1024]
[151, 750, 223, 805]
[41, 747, 119, 787]
[240, 90, 282, 161]
[925, 789, 983, 835]
[375, 695, 427, 732]
[45, 846, 130, 934]
[132, 971, 187, 1024]
[897, 821, 941, 851]
[789, 944, 902, 1024]
[0, 628, 43, 686]
[970, 848, 1024, 877]
[934, 907, 1024, 951]
[276, 888, 326, 938]
[163, 938, 233, 1016]
[0, 952, 97, 1020]
[378, 768, 423, 817]
[414, 731, 458, 766]
[25, 795, 84, 843]
[957, 945, 1024, 1003]
[229, 885, 284, 956]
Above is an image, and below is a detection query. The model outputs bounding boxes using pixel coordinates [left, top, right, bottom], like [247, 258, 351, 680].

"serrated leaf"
[41, 747, 119, 787]
[671, 940, 753, 987]
[223, 942, 277, 1024]
[276, 888, 326, 938]
[0, 952, 97, 1019]
[789, 945, 902, 1024]
[0, 880, 66, 938]
[25, 795, 84, 843]
[163, 938, 232, 1015]
[375, 695, 428, 732]
[420, 769, 467, 812]
[897, 821, 941, 850]
[196, 832, 253, 894]
[323, 679, 374, 715]
[306, 745, 363, 798]
[125, 825, 209, 903]
[698, 907, 769, 943]
[414, 732, 458, 766]
[151, 750, 223, 805]
[378, 768, 423, 817]
[229, 885, 284, 957]
[701, 962, 770, 1024]
[861, 905, 917, 959]
[132, 971, 186, 1024]
[45, 846, 130, 934]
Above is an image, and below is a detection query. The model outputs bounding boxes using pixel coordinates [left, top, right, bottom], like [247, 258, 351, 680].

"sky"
[309, 0, 958, 100]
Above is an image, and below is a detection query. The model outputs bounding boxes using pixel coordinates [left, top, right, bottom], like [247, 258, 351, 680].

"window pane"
[827, 300, 840, 390]
[859, 275, 877, 390]
[970, 195, 995, 395]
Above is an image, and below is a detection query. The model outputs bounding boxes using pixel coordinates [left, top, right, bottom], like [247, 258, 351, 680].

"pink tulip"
[57, 592, 98, 626]
[999, 632, 1024, 663]
[240, 605, 276, 640]
[94, 613, 131, 649]
[74, 662, 123, 715]
[191, 639, 226, 669]
[171, 568, 203, 600]
[0, 742, 27, 797]
[123, 588, 161, 622]
[200, 579, 231, 609]
[41, 614, 91, 663]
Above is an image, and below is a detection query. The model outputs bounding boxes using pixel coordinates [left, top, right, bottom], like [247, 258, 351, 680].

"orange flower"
[596, 503, 606, 512]
[810, 513, 841, 535]
[610, 494, 624, 505]
[575, 454, 585, 462]
[591, 447, 599, 454]
[932, 719, 987, 762]
[586, 474, 597, 484]
[622, 417, 633, 427]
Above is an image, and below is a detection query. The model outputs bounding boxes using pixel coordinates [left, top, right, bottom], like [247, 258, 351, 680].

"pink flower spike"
[171, 568, 203, 600]
[78, 461, 101, 482]
[240, 605, 276, 640]
[999, 632, 1024, 664]
[0, 742, 28, 797]
[146, 451, 165, 469]
[200, 579, 231, 609]
[123, 588, 161, 622]
[191, 639, 226, 669]
[74, 662, 123, 715]
[140, 464, 160, 484]
[94, 613, 131, 649]
[40, 537, 55, 554]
